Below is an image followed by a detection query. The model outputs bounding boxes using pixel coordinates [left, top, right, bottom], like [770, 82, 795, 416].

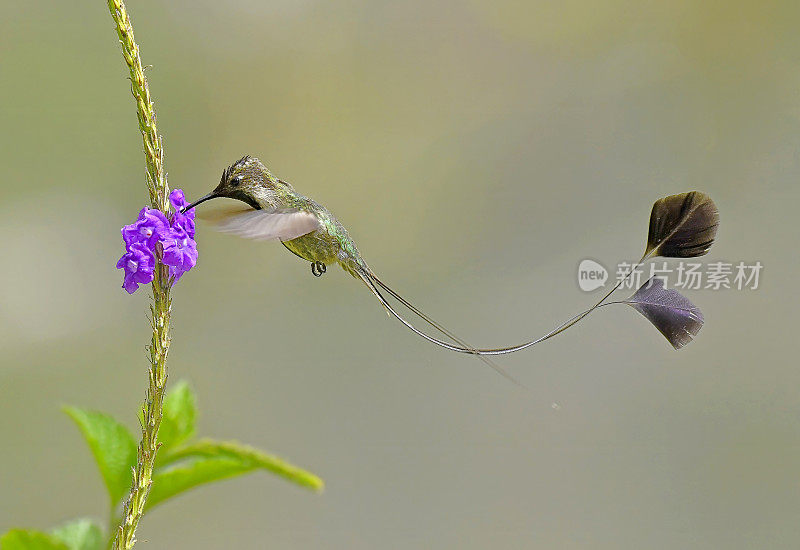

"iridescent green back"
[281, 195, 366, 278]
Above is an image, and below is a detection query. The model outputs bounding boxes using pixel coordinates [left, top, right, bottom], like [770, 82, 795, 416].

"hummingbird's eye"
[231, 175, 243, 186]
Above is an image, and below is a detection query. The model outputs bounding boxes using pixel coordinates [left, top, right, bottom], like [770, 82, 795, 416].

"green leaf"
[147, 457, 256, 510]
[161, 439, 324, 492]
[0, 529, 69, 550]
[157, 381, 197, 453]
[147, 439, 324, 509]
[63, 407, 137, 506]
[50, 519, 103, 550]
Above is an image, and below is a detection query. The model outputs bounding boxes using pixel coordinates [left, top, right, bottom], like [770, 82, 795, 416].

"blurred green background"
[2, 1, 799, 548]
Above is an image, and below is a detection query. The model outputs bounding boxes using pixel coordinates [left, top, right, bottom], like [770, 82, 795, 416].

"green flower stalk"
[106, 0, 172, 547]
[107, 0, 167, 211]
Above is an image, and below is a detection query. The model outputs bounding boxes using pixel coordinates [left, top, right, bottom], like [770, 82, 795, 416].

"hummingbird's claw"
[311, 261, 326, 277]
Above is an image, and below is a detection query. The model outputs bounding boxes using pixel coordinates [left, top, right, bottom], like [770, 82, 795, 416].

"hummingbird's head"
[182, 155, 286, 212]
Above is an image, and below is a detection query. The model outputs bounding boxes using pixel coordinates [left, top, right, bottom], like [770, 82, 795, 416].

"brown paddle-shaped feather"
[645, 191, 719, 259]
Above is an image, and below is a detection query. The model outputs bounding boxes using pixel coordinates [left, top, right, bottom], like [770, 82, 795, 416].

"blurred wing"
[196, 204, 253, 223]
[211, 208, 321, 241]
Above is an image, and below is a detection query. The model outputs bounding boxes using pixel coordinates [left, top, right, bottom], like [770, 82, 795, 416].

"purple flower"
[117, 189, 199, 293]
[122, 207, 170, 248]
[162, 226, 198, 281]
[169, 188, 190, 211]
[169, 189, 196, 238]
[172, 211, 195, 239]
[116, 242, 155, 294]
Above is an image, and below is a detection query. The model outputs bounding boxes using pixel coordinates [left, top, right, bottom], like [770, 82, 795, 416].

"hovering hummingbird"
[183, 155, 719, 379]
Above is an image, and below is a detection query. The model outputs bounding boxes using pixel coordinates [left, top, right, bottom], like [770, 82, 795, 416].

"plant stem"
[106, 1, 171, 548]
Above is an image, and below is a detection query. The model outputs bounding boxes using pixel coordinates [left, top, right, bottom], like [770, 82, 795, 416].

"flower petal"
[116, 253, 129, 270]
[122, 273, 139, 294]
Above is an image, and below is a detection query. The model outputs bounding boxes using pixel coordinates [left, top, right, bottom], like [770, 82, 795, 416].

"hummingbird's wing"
[206, 208, 321, 241]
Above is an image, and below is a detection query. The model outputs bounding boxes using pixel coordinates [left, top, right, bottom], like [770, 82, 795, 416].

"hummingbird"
[182, 155, 719, 380]
[182, 156, 508, 370]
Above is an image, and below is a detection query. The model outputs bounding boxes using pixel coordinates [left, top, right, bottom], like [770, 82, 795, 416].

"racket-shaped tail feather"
[622, 277, 704, 350]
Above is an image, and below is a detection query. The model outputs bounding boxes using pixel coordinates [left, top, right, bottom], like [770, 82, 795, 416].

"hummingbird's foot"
[311, 261, 326, 277]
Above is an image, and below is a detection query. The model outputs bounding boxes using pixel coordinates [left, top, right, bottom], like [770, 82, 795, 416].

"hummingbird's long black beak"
[181, 193, 218, 213]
